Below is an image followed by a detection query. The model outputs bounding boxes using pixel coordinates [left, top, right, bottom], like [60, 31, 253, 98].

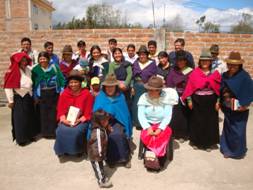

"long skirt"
[220, 107, 249, 158]
[189, 94, 219, 149]
[106, 122, 130, 164]
[39, 88, 59, 137]
[131, 82, 146, 127]
[12, 94, 39, 145]
[54, 122, 89, 155]
[170, 101, 190, 140]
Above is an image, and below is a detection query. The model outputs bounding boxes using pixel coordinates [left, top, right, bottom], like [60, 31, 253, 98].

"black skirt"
[12, 93, 39, 145]
[39, 88, 59, 137]
[189, 94, 219, 149]
[170, 100, 190, 139]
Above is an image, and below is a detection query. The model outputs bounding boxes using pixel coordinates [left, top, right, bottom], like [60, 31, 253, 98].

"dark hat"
[199, 48, 213, 60]
[137, 45, 149, 55]
[225, 51, 244, 65]
[62, 45, 73, 55]
[144, 75, 164, 90]
[176, 50, 187, 61]
[67, 70, 84, 82]
[101, 74, 119, 86]
[93, 109, 111, 122]
[210, 44, 219, 54]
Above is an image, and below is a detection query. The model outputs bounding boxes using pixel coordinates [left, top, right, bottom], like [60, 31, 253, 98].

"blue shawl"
[93, 91, 132, 138]
[222, 69, 253, 106]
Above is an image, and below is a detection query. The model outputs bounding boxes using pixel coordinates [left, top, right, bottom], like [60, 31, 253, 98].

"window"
[32, 4, 38, 15]
[34, 23, 39, 30]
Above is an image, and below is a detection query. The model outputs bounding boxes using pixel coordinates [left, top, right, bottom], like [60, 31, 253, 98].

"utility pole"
[152, 0, 156, 28]
[163, 3, 166, 27]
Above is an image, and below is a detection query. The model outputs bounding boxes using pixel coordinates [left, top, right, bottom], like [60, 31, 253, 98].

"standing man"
[210, 44, 227, 74]
[107, 38, 117, 63]
[19, 37, 38, 67]
[148, 40, 159, 64]
[168, 38, 195, 68]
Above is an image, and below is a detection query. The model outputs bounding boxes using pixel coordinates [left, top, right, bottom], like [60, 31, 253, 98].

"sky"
[50, 0, 253, 31]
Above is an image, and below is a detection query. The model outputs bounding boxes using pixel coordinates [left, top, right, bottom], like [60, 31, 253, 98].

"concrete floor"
[0, 106, 253, 190]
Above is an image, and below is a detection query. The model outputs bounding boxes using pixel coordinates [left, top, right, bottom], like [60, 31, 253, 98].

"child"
[73, 59, 90, 88]
[88, 109, 113, 188]
[90, 77, 100, 97]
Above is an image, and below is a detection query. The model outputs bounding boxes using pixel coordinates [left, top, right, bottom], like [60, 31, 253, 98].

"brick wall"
[0, 29, 253, 89]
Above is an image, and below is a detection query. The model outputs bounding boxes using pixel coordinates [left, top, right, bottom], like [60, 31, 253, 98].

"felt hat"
[62, 45, 73, 55]
[67, 70, 84, 82]
[144, 75, 164, 90]
[199, 48, 213, 60]
[101, 74, 119, 86]
[225, 51, 244, 65]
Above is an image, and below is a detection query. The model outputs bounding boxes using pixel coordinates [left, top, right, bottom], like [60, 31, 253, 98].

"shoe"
[179, 138, 185, 143]
[206, 148, 212, 152]
[99, 178, 113, 188]
[125, 161, 131, 168]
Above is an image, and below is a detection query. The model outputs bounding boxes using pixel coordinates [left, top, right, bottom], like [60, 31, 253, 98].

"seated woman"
[220, 52, 253, 159]
[93, 74, 132, 168]
[32, 52, 65, 138]
[54, 70, 94, 156]
[4, 52, 39, 146]
[138, 76, 178, 169]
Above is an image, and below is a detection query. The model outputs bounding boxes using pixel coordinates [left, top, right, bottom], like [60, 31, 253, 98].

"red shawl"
[59, 60, 78, 77]
[57, 87, 94, 121]
[4, 52, 32, 88]
[181, 67, 221, 101]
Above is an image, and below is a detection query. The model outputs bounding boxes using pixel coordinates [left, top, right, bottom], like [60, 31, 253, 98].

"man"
[210, 44, 227, 74]
[44, 41, 59, 66]
[168, 38, 195, 68]
[19, 37, 38, 66]
[148, 40, 159, 64]
[123, 44, 138, 64]
[107, 38, 117, 63]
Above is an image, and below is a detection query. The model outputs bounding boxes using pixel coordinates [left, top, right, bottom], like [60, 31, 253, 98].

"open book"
[66, 106, 80, 126]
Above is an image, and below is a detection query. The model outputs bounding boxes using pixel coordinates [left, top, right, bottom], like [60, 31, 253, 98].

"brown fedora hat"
[102, 74, 119, 86]
[62, 45, 73, 55]
[225, 51, 244, 64]
[144, 75, 164, 90]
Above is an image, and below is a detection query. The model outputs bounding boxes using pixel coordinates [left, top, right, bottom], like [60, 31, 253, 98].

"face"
[127, 47, 135, 58]
[139, 52, 148, 63]
[63, 53, 72, 62]
[148, 89, 161, 99]
[199, 60, 212, 70]
[21, 41, 31, 52]
[69, 79, 81, 92]
[19, 58, 28, 70]
[109, 42, 117, 51]
[176, 59, 187, 70]
[39, 56, 49, 68]
[148, 45, 157, 55]
[92, 84, 100, 91]
[113, 50, 123, 62]
[100, 118, 110, 128]
[227, 64, 241, 76]
[45, 45, 53, 55]
[175, 42, 184, 52]
[78, 45, 86, 53]
[104, 85, 116, 97]
[92, 49, 101, 61]
[211, 52, 219, 59]
[158, 56, 169, 66]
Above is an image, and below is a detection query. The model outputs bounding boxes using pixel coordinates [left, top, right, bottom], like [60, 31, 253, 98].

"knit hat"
[225, 51, 244, 65]
[101, 74, 119, 86]
[144, 75, 164, 90]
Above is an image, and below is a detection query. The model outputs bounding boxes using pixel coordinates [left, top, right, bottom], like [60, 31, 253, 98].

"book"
[231, 98, 241, 111]
[66, 106, 80, 126]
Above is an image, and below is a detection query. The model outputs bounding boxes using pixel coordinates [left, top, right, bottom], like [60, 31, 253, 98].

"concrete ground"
[0, 106, 253, 190]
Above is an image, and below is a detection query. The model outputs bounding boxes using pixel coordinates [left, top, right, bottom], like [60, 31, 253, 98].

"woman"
[54, 70, 94, 156]
[4, 52, 39, 145]
[59, 45, 78, 82]
[108, 47, 132, 106]
[157, 51, 170, 81]
[181, 48, 221, 151]
[138, 76, 178, 168]
[93, 74, 132, 167]
[32, 51, 65, 138]
[166, 50, 193, 142]
[220, 52, 253, 159]
[132, 45, 157, 128]
[89, 45, 109, 82]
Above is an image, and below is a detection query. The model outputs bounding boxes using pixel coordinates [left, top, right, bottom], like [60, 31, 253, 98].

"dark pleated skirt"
[106, 122, 130, 164]
[170, 100, 190, 139]
[131, 82, 146, 127]
[54, 122, 89, 155]
[189, 94, 219, 149]
[12, 94, 39, 145]
[220, 107, 249, 158]
[39, 88, 59, 137]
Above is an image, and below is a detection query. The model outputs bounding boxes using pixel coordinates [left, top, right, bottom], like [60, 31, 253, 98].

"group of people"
[3, 36, 253, 188]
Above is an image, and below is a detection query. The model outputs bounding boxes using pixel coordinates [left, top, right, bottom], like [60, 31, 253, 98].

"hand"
[62, 119, 71, 126]
[119, 82, 127, 91]
[147, 127, 154, 136]
[131, 88, 135, 96]
[73, 119, 81, 126]
[215, 102, 220, 112]
[8, 103, 14, 109]
[188, 102, 193, 110]
[153, 128, 161, 136]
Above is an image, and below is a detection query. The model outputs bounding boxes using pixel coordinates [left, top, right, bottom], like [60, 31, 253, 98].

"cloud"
[51, 0, 253, 32]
